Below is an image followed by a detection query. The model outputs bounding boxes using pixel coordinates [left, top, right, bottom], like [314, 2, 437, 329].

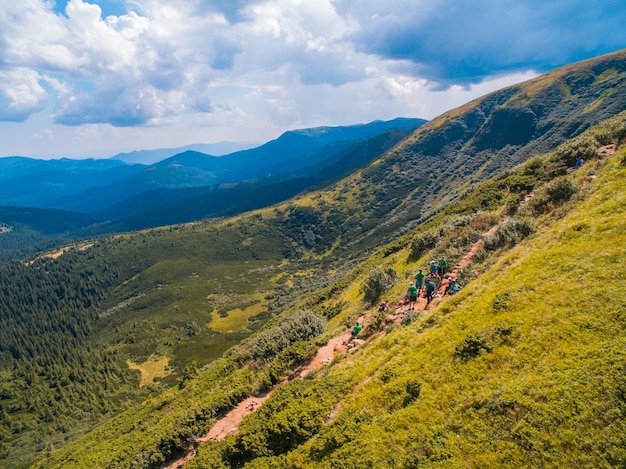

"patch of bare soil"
[161, 324, 361, 469]
[163, 220, 508, 468]
[598, 144, 617, 156]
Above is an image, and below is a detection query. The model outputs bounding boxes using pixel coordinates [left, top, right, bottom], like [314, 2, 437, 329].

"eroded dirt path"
[163, 222, 504, 468]
[162, 325, 358, 469]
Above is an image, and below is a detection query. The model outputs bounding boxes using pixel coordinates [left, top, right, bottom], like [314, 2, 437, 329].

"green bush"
[225, 379, 345, 464]
[527, 177, 575, 215]
[242, 311, 326, 361]
[454, 333, 492, 361]
[483, 218, 534, 251]
[553, 135, 599, 167]
[403, 380, 422, 406]
[318, 300, 347, 319]
[401, 310, 420, 326]
[409, 230, 439, 261]
[268, 341, 318, 384]
[362, 266, 398, 305]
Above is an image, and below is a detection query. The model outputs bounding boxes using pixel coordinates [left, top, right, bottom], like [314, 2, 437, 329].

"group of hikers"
[351, 257, 462, 340]
[398, 257, 461, 312]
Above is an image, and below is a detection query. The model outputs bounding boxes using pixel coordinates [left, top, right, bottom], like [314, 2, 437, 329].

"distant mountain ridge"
[110, 141, 257, 165]
[2, 49, 626, 468]
[0, 118, 426, 238]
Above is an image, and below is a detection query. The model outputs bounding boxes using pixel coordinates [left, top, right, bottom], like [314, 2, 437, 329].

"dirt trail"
[162, 325, 358, 469]
[163, 222, 502, 468]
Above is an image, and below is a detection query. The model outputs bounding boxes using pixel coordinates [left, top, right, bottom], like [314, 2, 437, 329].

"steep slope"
[299, 48, 626, 255]
[2, 51, 626, 468]
[31, 110, 626, 469]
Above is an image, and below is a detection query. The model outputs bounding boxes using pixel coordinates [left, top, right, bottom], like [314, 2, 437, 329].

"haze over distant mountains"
[110, 141, 258, 165]
[0, 118, 425, 237]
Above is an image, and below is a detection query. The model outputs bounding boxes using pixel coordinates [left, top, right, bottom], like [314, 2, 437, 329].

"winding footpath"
[161, 223, 498, 469]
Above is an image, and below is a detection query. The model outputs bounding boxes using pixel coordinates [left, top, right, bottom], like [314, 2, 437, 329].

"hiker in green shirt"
[351, 322, 363, 339]
[407, 282, 418, 311]
[438, 258, 447, 277]
[415, 270, 425, 295]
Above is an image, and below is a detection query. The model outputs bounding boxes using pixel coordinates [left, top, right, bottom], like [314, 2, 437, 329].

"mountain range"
[0, 49, 625, 468]
[0, 118, 424, 242]
[110, 141, 258, 165]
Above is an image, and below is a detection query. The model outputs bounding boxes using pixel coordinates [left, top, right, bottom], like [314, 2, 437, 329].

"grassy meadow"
[34, 112, 626, 468]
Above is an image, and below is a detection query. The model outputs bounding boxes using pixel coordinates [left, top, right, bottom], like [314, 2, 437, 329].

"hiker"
[407, 282, 418, 311]
[438, 257, 447, 277]
[424, 279, 435, 309]
[431, 271, 441, 297]
[379, 300, 389, 312]
[449, 282, 461, 295]
[575, 157, 584, 169]
[397, 292, 410, 307]
[443, 276, 454, 296]
[351, 322, 363, 339]
[415, 269, 425, 295]
[429, 260, 438, 275]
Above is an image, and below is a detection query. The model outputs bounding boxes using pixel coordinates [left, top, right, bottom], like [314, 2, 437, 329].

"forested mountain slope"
[1, 50, 626, 468]
[52, 118, 425, 217]
[35, 111, 626, 468]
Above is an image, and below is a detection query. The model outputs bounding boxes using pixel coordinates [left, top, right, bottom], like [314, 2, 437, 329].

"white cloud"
[0, 68, 48, 121]
[0, 0, 624, 158]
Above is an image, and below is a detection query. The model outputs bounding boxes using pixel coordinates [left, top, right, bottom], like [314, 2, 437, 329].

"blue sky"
[1, 0, 625, 159]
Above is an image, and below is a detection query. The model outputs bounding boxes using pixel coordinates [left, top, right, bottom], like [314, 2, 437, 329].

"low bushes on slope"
[34, 112, 626, 468]
[186, 124, 626, 468]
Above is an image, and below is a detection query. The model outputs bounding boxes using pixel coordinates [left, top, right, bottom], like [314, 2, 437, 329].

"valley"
[1, 49, 626, 468]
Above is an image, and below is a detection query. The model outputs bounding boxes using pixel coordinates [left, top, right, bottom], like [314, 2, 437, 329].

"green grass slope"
[4, 51, 626, 467]
[273, 156, 626, 468]
[34, 113, 626, 468]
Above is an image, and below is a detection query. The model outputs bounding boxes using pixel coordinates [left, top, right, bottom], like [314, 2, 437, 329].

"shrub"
[225, 379, 345, 464]
[401, 310, 420, 326]
[483, 218, 534, 251]
[492, 292, 513, 312]
[268, 341, 318, 384]
[403, 380, 422, 406]
[243, 311, 326, 361]
[553, 135, 599, 168]
[362, 309, 390, 338]
[362, 266, 398, 305]
[317, 300, 347, 319]
[527, 177, 575, 215]
[378, 365, 400, 384]
[454, 333, 492, 361]
[409, 230, 439, 261]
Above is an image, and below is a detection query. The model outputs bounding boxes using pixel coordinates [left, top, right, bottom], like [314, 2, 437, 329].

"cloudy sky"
[1, 0, 625, 159]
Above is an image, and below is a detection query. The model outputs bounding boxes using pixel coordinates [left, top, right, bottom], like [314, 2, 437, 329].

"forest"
[1, 50, 626, 467]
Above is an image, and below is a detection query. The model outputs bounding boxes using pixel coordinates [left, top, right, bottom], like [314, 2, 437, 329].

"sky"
[0, 1, 625, 159]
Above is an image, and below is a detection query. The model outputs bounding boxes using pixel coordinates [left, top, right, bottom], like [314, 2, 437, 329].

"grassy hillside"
[33, 111, 626, 468]
[2, 50, 626, 468]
